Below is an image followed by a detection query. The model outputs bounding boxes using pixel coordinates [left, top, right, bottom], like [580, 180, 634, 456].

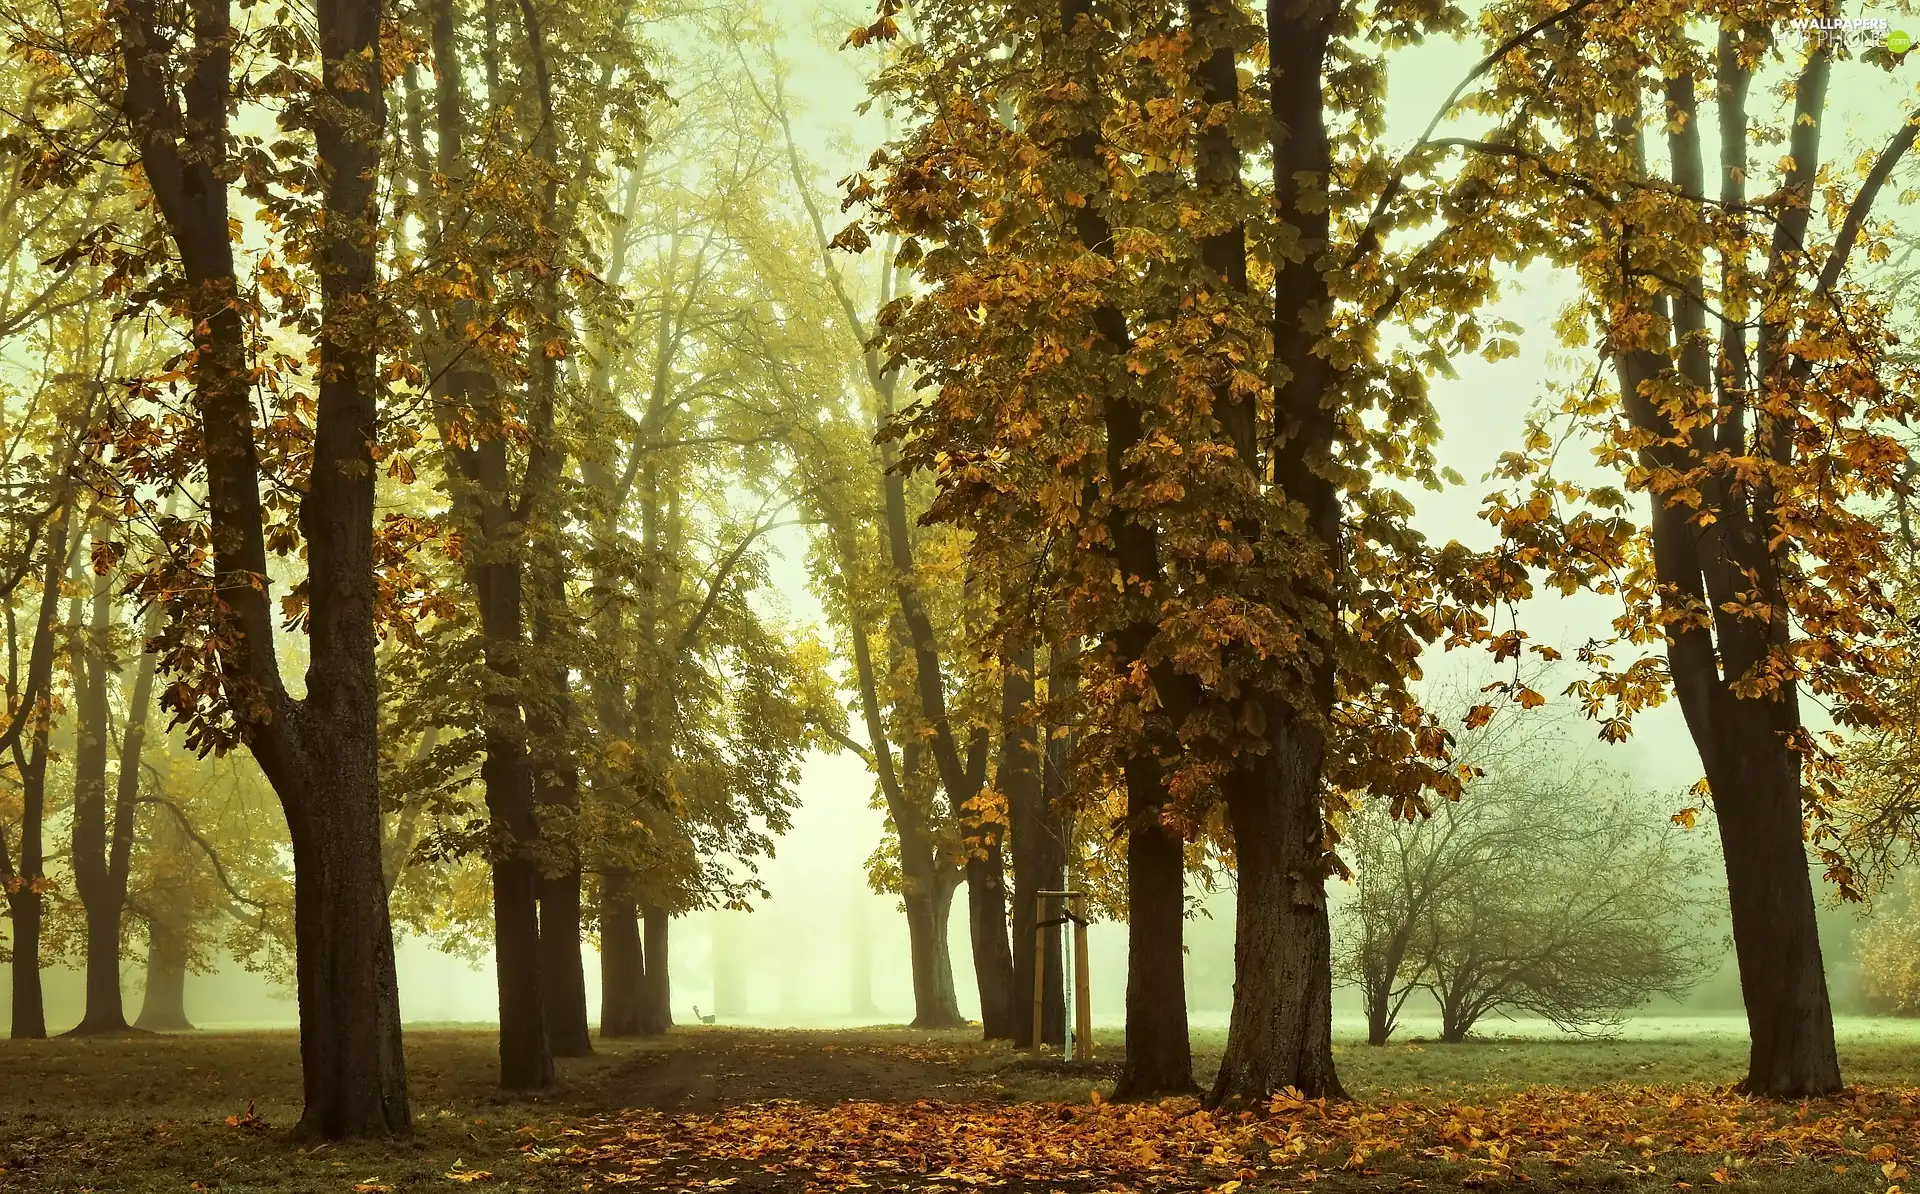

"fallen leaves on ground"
[547, 1083, 1920, 1192]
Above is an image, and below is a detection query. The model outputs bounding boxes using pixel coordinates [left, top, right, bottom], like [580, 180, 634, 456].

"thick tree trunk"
[1113, 757, 1194, 1098]
[1709, 729, 1842, 1095]
[136, 920, 195, 1031]
[640, 905, 673, 1035]
[539, 869, 591, 1055]
[599, 872, 644, 1037]
[532, 577, 591, 1058]
[274, 725, 410, 1137]
[965, 847, 1016, 1039]
[1208, 738, 1345, 1103]
[8, 890, 45, 1040]
[1366, 1002, 1392, 1047]
[69, 543, 131, 1035]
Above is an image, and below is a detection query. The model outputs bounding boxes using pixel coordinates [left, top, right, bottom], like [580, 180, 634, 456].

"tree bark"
[1612, 49, 1842, 1099]
[1, 506, 70, 1040]
[639, 905, 673, 1035]
[69, 541, 161, 1036]
[68, 535, 128, 1034]
[136, 919, 195, 1032]
[1204, 0, 1347, 1107]
[599, 872, 645, 1037]
[1210, 741, 1345, 1100]
[7, 714, 52, 1041]
[1046, 0, 1197, 1098]
[1006, 644, 1066, 1049]
[848, 602, 964, 1028]
[114, 0, 409, 1135]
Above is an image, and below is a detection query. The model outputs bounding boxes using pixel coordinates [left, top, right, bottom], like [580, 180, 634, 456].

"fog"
[4, 4, 1912, 1042]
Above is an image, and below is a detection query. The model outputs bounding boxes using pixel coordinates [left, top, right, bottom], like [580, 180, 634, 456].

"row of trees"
[4, 0, 1920, 1140]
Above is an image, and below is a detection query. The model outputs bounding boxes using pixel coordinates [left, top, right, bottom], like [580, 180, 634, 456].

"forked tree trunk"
[136, 920, 195, 1032]
[1202, 0, 1347, 1108]
[599, 872, 644, 1037]
[115, 0, 409, 1137]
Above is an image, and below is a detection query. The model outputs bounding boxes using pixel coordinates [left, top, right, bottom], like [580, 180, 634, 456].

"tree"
[852, 0, 1518, 1103]
[1474, 11, 1920, 1095]
[93, 0, 410, 1135]
[1340, 716, 1711, 1043]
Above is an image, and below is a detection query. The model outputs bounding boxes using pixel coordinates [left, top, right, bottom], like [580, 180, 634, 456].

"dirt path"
[594, 1028, 999, 1112]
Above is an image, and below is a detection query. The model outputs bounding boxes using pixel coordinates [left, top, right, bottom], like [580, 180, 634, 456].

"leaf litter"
[546, 1083, 1920, 1192]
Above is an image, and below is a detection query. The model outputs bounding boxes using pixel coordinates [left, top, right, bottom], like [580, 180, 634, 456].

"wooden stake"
[1030, 892, 1047, 1053]
[1071, 890, 1092, 1062]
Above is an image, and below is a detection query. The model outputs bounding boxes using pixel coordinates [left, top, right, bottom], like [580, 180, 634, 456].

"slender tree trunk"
[640, 905, 672, 1035]
[599, 872, 644, 1037]
[930, 869, 963, 1024]
[1045, 0, 1196, 1098]
[69, 536, 131, 1035]
[136, 920, 195, 1031]
[1006, 644, 1066, 1049]
[6, 718, 50, 1041]
[848, 605, 964, 1028]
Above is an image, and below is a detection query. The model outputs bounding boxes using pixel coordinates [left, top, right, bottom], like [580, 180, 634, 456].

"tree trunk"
[965, 845, 1016, 1039]
[1007, 644, 1066, 1049]
[1366, 1001, 1392, 1047]
[599, 872, 644, 1037]
[929, 869, 963, 1025]
[639, 905, 672, 1035]
[532, 577, 591, 1058]
[847, 606, 964, 1029]
[1208, 738, 1345, 1103]
[2, 507, 69, 1041]
[114, 0, 409, 1137]
[1113, 756, 1195, 1098]
[69, 538, 130, 1035]
[136, 920, 195, 1031]
[539, 869, 591, 1055]
[1710, 729, 1842, 1095]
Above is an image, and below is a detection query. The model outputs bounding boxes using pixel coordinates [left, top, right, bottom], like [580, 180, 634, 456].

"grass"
[0, 1021, 1914, 1192]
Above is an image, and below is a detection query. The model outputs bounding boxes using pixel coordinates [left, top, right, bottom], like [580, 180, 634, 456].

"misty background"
[3, 2, 1909, 1040]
